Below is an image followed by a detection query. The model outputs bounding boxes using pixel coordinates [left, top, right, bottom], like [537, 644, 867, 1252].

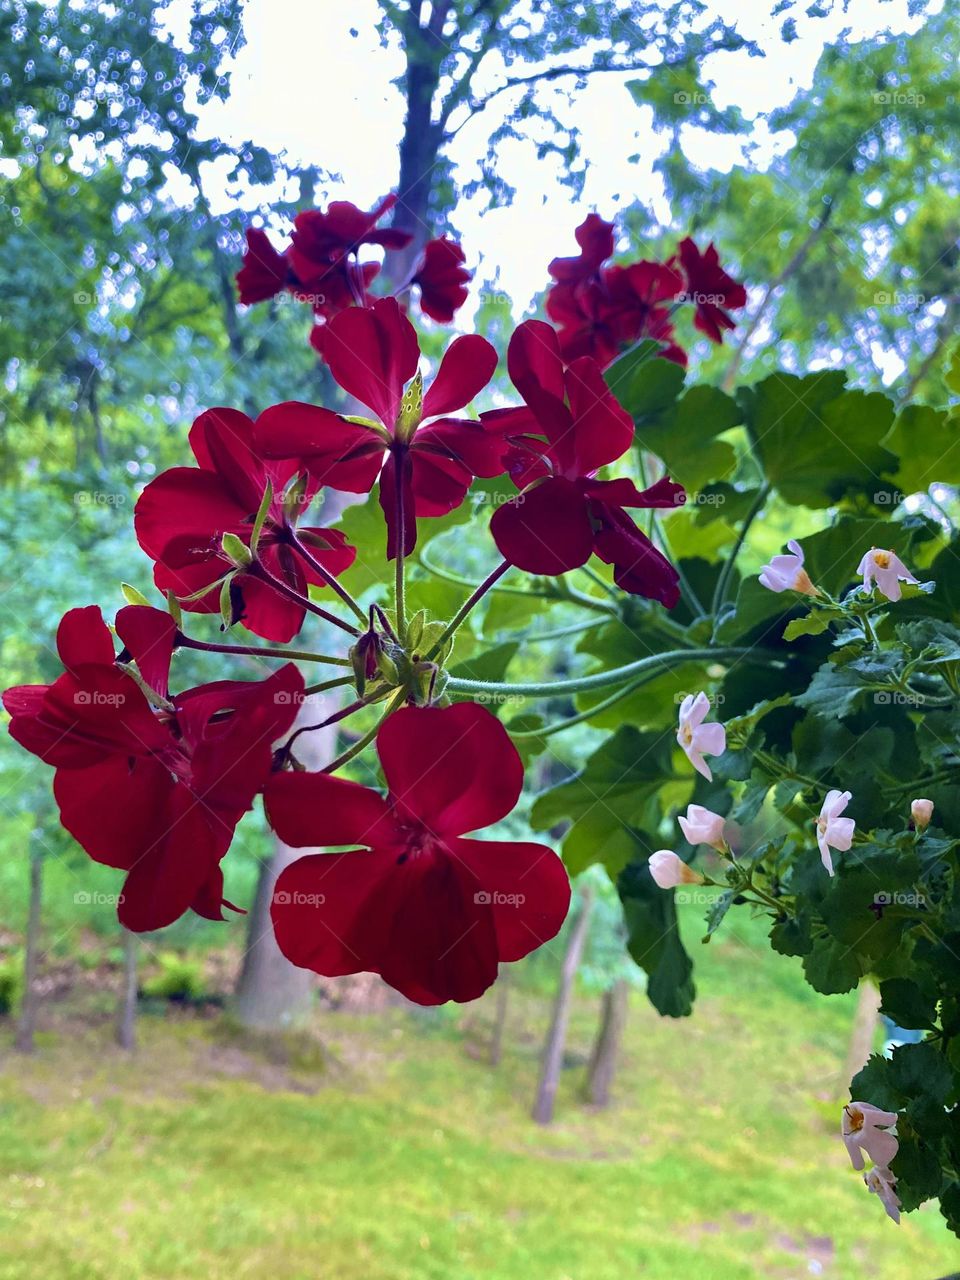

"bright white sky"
[194, 0, 935, 316]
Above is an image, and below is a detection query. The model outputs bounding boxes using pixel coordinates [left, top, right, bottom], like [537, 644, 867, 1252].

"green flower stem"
[322, 688, 406, 775]
[176, 633, 352, 666]
[710, 481, 771, 625]
[417, 545, 612, 614]
[446, 645, 766, 699]
[422, 560, 513, 662]
[508, 672, 657, 739]
[287, 529, 368, 625]
[303, 675, 357, 696]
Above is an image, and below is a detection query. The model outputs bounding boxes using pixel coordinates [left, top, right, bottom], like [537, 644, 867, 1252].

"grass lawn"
[0, 912, 955, 1280]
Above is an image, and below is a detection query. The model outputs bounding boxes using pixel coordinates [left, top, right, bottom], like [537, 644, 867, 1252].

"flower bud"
[648, 850, 704, 890]
[677, 804, 727, 852]
[910, 798, 933, 830]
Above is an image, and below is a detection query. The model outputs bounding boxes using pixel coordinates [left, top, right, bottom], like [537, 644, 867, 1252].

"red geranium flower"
[134, 407, 355, 644]
[256, 297, 501, 558]
[546, 215, 686, 368]
[411, 236, 471, 323]
[236, 228, 292, 305]
[265, 702, 570, 1005]
[485, 320, 684, 605]
[2, 605, 303, 931]
[677, 238, 747, 342]
[289, 194, 411, 290]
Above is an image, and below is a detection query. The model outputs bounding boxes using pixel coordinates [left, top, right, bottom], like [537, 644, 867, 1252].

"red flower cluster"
[4, 195, 749, 1003]
[545, 214, 746, 369]
[485, 320, 685, 605]
[236, 194, 472, 356]
[267, 702, 570, 1004]
[3, 606, 303, 931]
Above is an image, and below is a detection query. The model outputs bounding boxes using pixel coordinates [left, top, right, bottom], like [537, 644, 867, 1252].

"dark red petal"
[590, 503, 681, 607]
[135, 468, 248, 562]
[560, 356, 635, 476]
[39, 667, 170, 762]
[324, 298, 420, 427]
[188, 407, 265, 511]
[265, 770, 393, 849]
[54, 755, 174, 870]
[422, 334, 497, 418]
[415, 417, 506, 480]
[584, 475, 686, 512]
[408, 446, 471, 517]
[271, 848, 394, 978]
[490, 476, 593, 576]
[254, 402, 385, 492]
[379, 450, 417, 560]
[114, 606, 177, 699]
[56, 606, 115, 670]
[118, 791, 224, 933]
[506, 320, 568, 430]
[377, 702, 523, 837]
[412, 236, 471, 323]
[236, 227, 289, 304]
[296, 527, 357, 586]
[548, 213, 615, 283]
[375, 854, 500, 1004]
[450, 837, 571, 962]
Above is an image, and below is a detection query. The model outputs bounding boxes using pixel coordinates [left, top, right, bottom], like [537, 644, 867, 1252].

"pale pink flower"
[864, 1165, 902, 1225]
[857, 547, 918, 602]
[816, 789, 855, 875]
[758, 539, 817, 595]
[648, 850, 703, 890]
[677, 692, 726, 781]
[678, 804, 727, 852]
[842, 1101, 899, 1171]
[911, 798, 933, 830]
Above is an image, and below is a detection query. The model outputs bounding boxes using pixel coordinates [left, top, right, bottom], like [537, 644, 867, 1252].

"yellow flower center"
[845, 1105, 864, 1132]
[680, 725, 694, 746]
[873, 550, 891, 569]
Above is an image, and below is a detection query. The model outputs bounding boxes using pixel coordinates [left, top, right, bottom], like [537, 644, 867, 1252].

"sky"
[193, 0, 937, 316]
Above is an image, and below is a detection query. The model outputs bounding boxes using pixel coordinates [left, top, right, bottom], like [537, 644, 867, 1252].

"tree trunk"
[489, 966, 510, 1066]
[845, 979, 882, 1084]
[532, 888, 593, 1125]
[115, 928, 138, 1051]
[584, 978, 630, 1107]
[15, 852, 44, 1054]
[232, 694, 335, 1031]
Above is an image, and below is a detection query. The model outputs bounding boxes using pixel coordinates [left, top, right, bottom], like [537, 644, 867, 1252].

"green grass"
[0, 911, 955, 1279]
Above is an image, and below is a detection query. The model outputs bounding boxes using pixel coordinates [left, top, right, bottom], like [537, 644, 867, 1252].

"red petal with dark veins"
[422, 334, 497, 418]
[265, 770, 393, 849]
[254, 402, 385, 492]
[324, 298, 421, 428]
[115, 606, 177, 700]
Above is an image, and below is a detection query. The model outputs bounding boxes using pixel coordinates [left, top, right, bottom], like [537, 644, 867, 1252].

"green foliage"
[141, 952, 208, 1003]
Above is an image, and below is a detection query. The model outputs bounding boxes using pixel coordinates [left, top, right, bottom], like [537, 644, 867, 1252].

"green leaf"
[783, 611, 831, 641]
[634, 384, 741, 493]
[120, 582, 150, 607]
[878, 978, 938, 1031]
[605, 342, 684, 419]
[619, 860, 696, 1017]
[740, 373, 897, 508]
[886, 403, 960, 492]
[802, 937, 862, 994]
[448, 641, 519, 686]
[796, 662, 867, 718]
[531, 728, 675, 879]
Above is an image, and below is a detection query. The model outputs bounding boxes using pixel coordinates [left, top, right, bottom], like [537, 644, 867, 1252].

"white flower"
[648, 850, 703, 890]
[677, 692, 726, 781]
[758, 539, 817, 595]
[816, 789, 855, 875]
[911, 797, 933, 830]
[857, 547, 917, 602]
[864, 1165, 902, 1225]
[677, 804, 727, 852]
[842, 1101, 899, 1171]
